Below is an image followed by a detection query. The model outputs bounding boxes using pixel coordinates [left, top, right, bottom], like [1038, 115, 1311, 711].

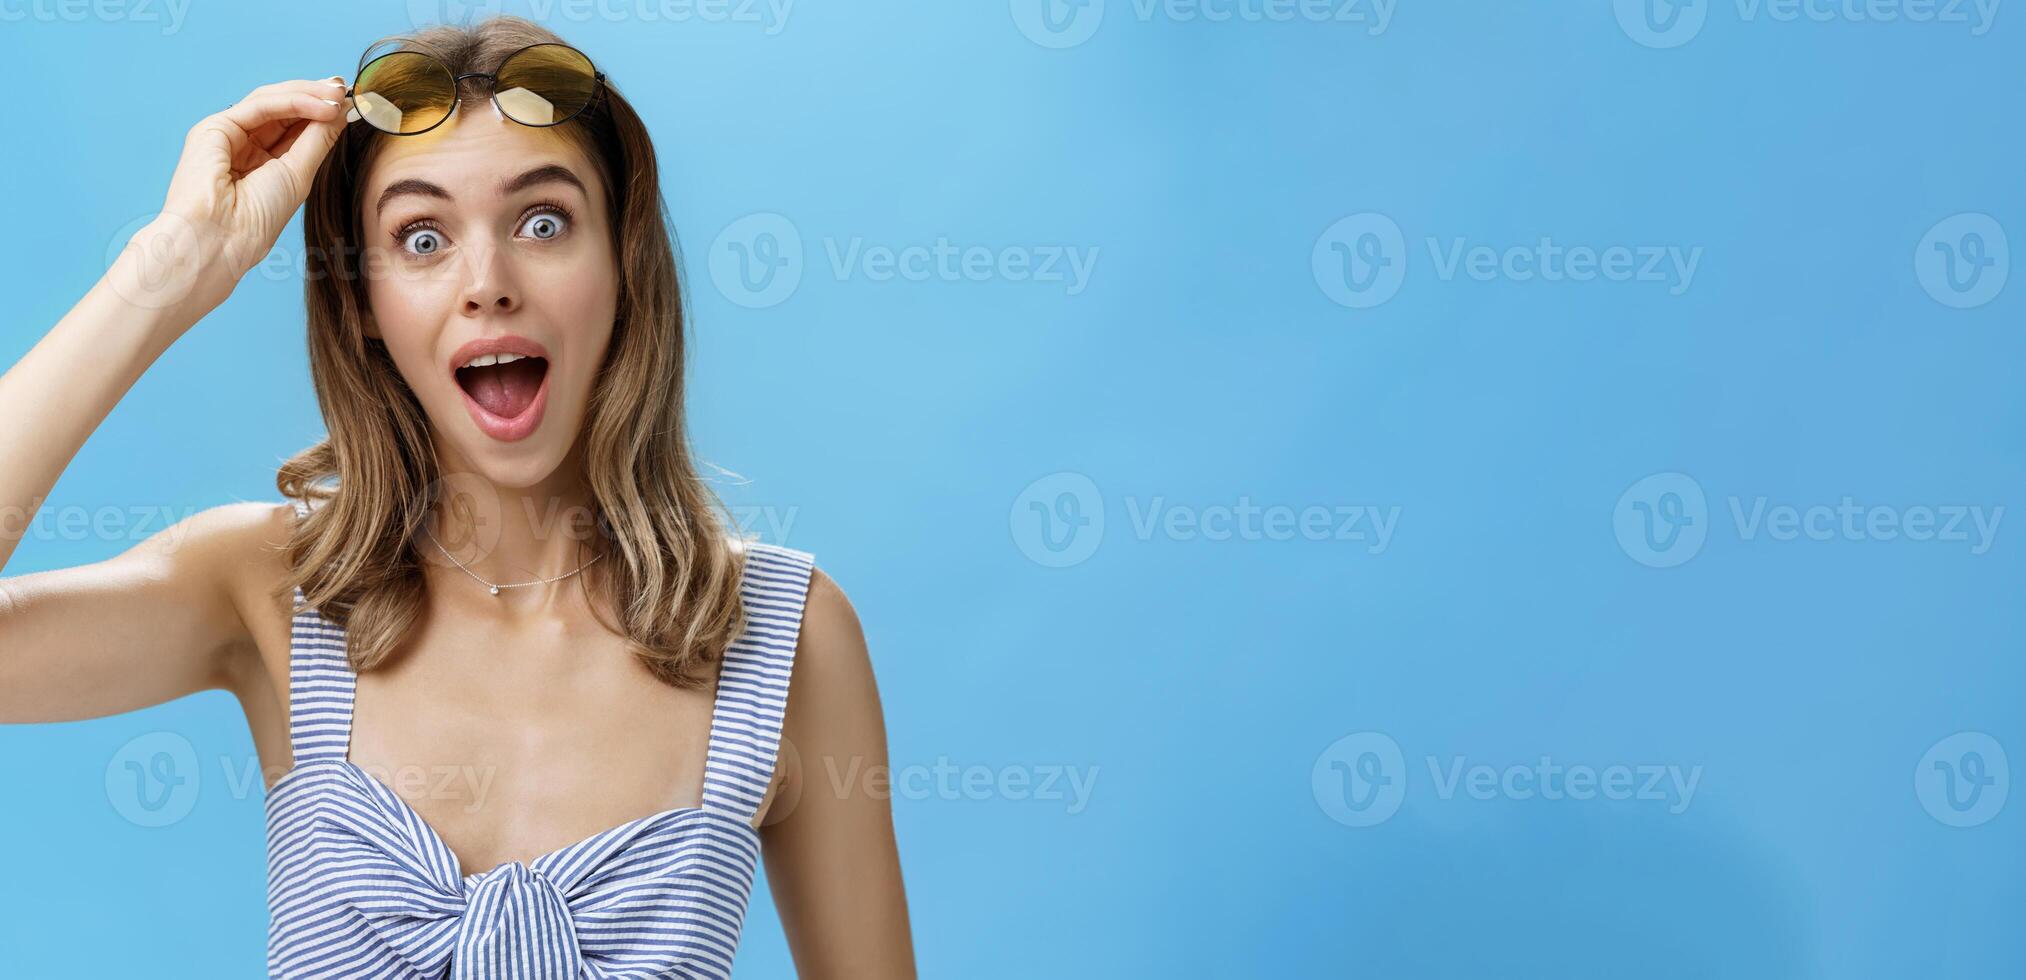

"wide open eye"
[398, 226, 447, 256]
[520, 207, 570, 241]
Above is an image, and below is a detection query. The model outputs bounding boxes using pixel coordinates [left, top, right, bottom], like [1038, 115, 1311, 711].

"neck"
[420, 464, 605, 594]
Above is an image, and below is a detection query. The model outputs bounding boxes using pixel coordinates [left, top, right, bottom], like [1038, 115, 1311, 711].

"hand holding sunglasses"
[119, 77, 350, 318]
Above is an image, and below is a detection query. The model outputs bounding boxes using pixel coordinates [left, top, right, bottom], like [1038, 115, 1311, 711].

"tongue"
[462, 359, 545, 419]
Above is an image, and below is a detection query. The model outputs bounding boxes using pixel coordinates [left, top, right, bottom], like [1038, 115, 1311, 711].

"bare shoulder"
[800, 567, 863, 656]
[174, 499, 299, 591]
[105, 499, 297, 597]
[728, 538, 865, 666]
[780, 563, 882, 749]
[760, 560, 896, 837]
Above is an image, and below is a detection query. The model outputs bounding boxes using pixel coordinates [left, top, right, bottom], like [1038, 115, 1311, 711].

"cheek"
[525, 241, 619, 315]
[365, 249, 461, 326]
[363, 261, 457, 393]
[521, 247, 621, 368]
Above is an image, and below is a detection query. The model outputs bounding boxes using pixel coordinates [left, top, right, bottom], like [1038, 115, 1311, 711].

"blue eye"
[522, 209, 569, 240]
[401, 228, 446, 255]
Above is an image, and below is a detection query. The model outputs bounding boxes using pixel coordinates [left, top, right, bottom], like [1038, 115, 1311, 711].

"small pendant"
[489, 585, 501, 596]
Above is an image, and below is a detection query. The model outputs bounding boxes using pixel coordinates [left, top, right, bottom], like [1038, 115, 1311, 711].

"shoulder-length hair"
[275, 15, 745, 689]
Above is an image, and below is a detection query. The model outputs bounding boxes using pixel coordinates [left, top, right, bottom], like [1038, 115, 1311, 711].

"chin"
[461, 443, 573, 491]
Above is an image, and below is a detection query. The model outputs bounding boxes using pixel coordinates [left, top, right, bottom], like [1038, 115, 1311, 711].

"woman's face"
[357, 100, 618, 491]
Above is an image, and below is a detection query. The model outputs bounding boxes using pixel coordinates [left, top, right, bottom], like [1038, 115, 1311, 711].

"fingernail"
[323, 99, 339, 106]
[327, 78, 345, 88]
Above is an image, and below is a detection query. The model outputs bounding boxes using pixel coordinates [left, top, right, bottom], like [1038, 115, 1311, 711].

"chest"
[343, 607, 727, 874]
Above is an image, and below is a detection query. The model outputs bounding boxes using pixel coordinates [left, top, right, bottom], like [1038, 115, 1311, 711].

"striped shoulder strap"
[700, 540, 819, 819]
[284, 498, 357, 765]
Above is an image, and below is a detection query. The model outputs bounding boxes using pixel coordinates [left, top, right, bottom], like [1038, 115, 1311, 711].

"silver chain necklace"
[420, 522, 605, 596]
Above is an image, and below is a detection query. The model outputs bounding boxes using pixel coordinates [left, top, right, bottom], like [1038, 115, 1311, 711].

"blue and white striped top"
[265, 498, 817, 979]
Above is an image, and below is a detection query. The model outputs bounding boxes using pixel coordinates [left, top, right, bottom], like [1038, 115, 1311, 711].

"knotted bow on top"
[286, 762, 762, 979]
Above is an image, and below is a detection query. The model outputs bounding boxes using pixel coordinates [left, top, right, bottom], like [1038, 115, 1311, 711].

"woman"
[0, 15, 915, 979]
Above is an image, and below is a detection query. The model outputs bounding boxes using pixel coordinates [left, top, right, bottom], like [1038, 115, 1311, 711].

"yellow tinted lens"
[493, 44, 597, 127]
[353, 51, 456, 135]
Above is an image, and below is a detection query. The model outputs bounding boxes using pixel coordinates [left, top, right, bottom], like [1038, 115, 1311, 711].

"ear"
[363, 311, 381, 339]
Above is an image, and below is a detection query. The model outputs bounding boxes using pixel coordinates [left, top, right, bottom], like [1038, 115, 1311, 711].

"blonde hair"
[275, 15, 745, 689]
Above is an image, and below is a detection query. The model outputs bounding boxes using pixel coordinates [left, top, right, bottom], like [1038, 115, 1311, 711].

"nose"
[457, 241, 522, 317]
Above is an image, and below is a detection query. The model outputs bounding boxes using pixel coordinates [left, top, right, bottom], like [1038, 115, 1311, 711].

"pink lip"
[449, 335, 551, 443]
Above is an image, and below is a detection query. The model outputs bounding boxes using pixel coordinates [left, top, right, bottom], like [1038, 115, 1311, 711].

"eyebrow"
[373, 164, 589, 218]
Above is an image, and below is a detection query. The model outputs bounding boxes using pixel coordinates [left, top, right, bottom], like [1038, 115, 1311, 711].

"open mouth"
[455, 353, 548, 419]
[451, 346, 552, 442]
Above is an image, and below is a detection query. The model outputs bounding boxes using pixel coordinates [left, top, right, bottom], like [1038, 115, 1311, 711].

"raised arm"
[0, 78, 348, 723]
[761, 569, 918, 978]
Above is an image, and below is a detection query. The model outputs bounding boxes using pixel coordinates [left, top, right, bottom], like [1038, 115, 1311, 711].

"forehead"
[361, 105, 603, 215]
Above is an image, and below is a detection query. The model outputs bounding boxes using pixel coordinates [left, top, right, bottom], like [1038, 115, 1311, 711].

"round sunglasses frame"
[344, 41, 607, 137]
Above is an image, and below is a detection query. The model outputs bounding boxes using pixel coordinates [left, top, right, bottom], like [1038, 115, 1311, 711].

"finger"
[209, 94, 342, 182]
[213, 89, 344, 148]
[228, 120, 312, 182]
[264, 118, 314, 159]
[254, 110, 346, 207]
[249, 111, 317, 162]
[240, 77, 350, 108]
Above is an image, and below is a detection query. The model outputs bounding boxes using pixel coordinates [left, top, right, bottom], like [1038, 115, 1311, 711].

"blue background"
[2, 1, 2021, 976]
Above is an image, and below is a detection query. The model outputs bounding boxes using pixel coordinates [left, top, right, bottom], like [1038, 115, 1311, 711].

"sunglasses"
[344, 42, 605, 136]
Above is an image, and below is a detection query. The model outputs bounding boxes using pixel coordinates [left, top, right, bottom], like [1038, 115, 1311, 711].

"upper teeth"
[461, 352, 529, 369]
